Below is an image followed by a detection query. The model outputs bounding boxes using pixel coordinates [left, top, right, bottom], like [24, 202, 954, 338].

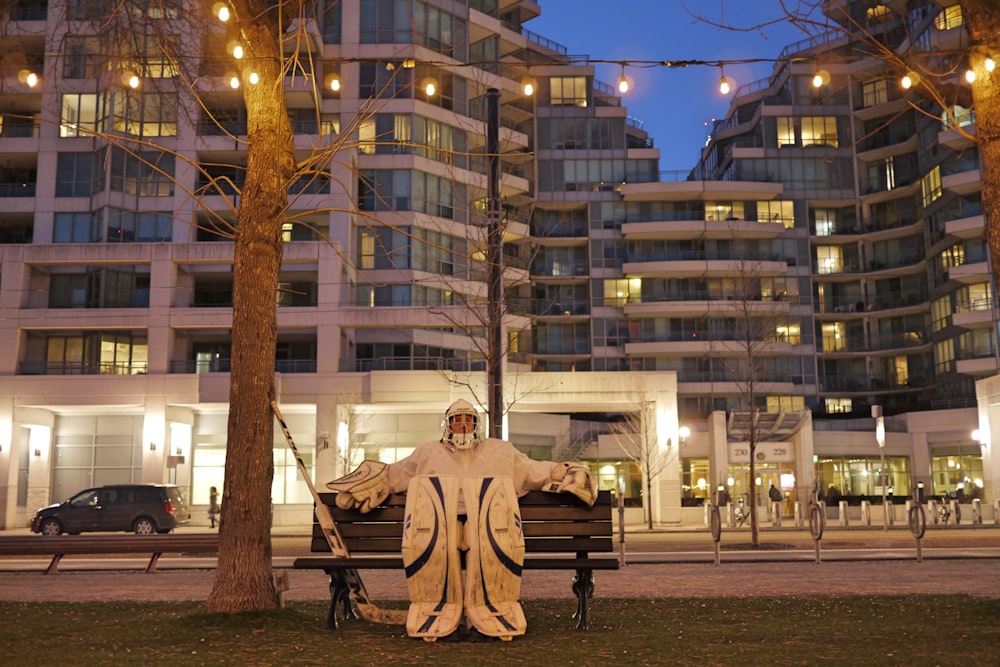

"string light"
[986, 58, 996, 73]
[421, 77, 437, 96]
[248, 71, 260, 85]
[901, 72, 916, 89]
[121, 70, 140, 89]
[521, 74, 537, 96]
[965, 68, 976, 83]
[18, 69, 38, 87]
[325, 73, 341, 92]
[618, 63, 629, 93]
[212, 2, 230, 22]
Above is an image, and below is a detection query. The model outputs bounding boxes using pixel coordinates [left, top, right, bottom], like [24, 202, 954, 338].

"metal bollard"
[860, 500, 871, 527]
[838, 500, 849, 527]
[972, 498, 982, 524]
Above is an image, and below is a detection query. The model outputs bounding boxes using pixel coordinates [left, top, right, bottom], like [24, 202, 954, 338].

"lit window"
[816, 246, 844, 274]
[801, 116, 838, 147]
[776, 117, 795, 147]
[551, 76, 588, 107]
[825, 398, 853, 414]
[921, 166, 942, 207]
[934, 5, 963, 30]
[814, 209, 836, 236]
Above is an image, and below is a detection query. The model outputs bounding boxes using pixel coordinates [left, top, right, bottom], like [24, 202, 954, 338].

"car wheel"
[39, 518, 62, 536]
[133, 517, 156, 535]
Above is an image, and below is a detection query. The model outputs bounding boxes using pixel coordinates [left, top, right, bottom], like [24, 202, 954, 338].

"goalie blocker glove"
[326, 460, 390, 513]
[543, 462, 597, 506]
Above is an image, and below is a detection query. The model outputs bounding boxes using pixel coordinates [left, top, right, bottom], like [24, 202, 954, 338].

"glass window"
[801, 116, 837, 147]
[921, 165, 942, 207]
[934, 4, 963, 30]
[61, 93, 106, 137]
[550, 76, 588, 107]
[53, 212, 101, 243]
[109, 147, 175, 196]
[776, 117, 795, 147]
[862, 79, 889, 107]
[112, 91, 177, 137]
[56, 152, 103, 197]
[63, 36, 103, 79]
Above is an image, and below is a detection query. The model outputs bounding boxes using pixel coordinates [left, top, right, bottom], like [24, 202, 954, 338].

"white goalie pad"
[463, 476, 526, 640]
[402, 475, 463, 640]
[325, 460, 389, 513]
[543, 461, 597, 506]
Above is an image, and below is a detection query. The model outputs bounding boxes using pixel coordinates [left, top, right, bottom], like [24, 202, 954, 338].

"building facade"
[0, 0, 994, 528]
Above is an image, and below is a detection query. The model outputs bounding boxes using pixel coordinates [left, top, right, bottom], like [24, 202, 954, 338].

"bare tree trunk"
[206, 3, 296, 613]
[645, 469, 653, 529]
[962, 3, 1000, 293]
[749, 448, 759, 547]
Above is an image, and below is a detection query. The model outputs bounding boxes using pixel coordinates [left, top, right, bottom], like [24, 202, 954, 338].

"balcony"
[19, 361, 148, 376]
[168, 359, 317, 374]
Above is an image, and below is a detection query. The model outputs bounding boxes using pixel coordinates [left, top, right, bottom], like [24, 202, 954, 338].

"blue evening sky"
[531, 1, 816, 172]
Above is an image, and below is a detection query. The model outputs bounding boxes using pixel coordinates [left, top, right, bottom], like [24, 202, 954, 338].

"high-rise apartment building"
[0, 1, 993, 528]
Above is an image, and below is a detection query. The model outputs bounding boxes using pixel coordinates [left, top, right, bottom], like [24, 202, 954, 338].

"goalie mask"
[441, 399, 481, 450]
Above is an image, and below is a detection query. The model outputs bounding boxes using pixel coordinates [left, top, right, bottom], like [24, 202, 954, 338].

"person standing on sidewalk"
[208, 486, 220, 529]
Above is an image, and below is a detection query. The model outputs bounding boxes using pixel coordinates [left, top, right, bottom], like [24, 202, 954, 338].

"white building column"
[142, 396, 167, 483]
[315, 394, 340, 485]
[650, 389, 681, 525]
[0, 396, 14, 528]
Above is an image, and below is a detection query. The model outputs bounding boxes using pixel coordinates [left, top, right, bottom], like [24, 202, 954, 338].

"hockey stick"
[271, 400, 405, 625]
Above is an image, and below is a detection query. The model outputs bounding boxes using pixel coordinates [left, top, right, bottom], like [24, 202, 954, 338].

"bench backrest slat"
[309, 489, 614, 556]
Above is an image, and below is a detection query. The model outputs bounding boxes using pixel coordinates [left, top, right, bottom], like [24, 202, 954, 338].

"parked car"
[30, 484, 191, 536]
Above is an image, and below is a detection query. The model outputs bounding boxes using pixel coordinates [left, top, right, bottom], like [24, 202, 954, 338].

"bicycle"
[733, 495, 749, 527]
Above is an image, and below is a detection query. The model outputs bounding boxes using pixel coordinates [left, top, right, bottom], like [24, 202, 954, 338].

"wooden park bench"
[0, 534, 220, 574]
[293, 489, 619, 631]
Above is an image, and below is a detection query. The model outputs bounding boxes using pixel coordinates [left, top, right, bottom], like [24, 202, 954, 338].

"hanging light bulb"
[18, 69, 39, 88]
[325, 73, 341, 92]
[228, 41, 244, 59]
[522, 74, 537, 96]
[901, 72, 916, 89]
[226, 72, 240, 89]
[965, 68, 976, 83]
[248, 71, 260, 85]
[213, 2, 230, 22]
[618, 64, 629, 93]
[719, 75, 730, 95]
[812, 69, 830, 88]
[121, 70, 140, 89]
[421, 77, 437, 96]
[986, 58, 996, 73]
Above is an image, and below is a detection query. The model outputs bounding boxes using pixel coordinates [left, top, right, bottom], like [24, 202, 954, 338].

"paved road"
[1, 525, 998, 603]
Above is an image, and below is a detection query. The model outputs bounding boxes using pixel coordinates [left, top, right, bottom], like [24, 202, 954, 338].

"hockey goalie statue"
[326, 399, 596, 641]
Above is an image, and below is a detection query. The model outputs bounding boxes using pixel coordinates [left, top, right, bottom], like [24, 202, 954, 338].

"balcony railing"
[18, 361, 148, 375]
[0, 183, 36, 197]
[342, 356, 485, 372]
[168, 359, 316, 373]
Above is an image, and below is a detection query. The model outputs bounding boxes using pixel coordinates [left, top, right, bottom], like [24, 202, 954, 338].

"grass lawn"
[2, 596, 997, 666]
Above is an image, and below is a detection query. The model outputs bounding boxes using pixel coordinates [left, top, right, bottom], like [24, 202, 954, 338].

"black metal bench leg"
[324, 571, 357, 630]
[571, 569, 595, 630]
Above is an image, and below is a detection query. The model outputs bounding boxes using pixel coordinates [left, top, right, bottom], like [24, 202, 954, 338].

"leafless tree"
[611, 382, 674, 530]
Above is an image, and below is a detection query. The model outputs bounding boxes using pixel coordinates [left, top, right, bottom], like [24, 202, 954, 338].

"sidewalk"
[1, 526, 998, 603]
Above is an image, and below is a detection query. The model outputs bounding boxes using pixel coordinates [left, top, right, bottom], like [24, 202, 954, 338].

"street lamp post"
[872, 405, 887, 531]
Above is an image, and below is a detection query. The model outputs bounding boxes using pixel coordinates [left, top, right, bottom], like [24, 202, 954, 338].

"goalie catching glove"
[543, 462, 597, 506]
[326, 460, 390, 513]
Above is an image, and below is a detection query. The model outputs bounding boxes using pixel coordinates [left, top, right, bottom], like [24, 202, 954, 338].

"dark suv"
[30, 484, 191, 535]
